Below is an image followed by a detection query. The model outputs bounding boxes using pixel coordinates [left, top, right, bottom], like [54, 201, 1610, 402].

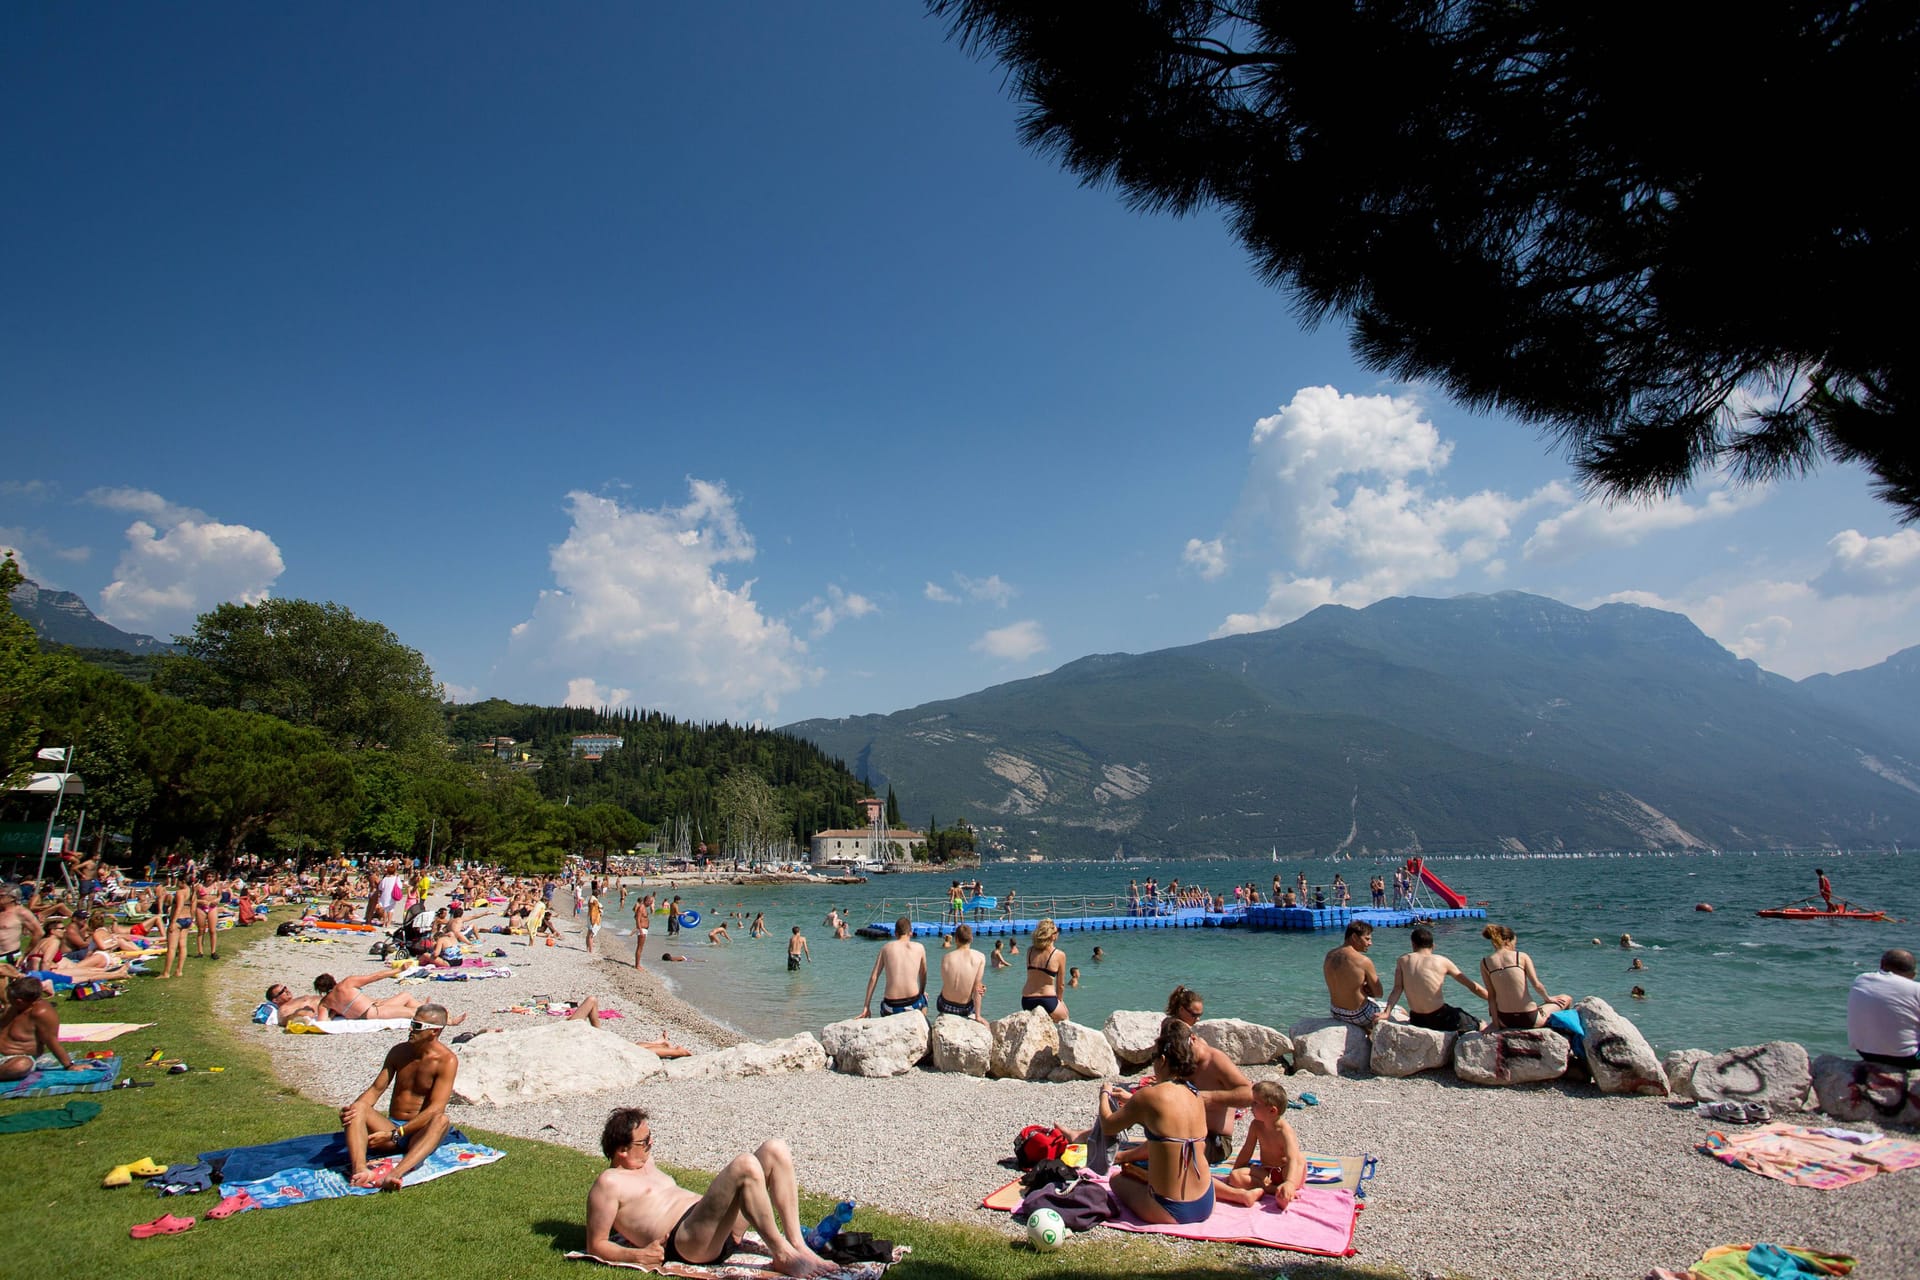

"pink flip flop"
[207, 1191, 259, 1219]
[130, 1213, 196, 1238]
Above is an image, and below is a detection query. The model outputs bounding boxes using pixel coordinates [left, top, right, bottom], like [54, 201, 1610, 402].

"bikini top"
[1139, 1081, 1208, 1175]
[1027, 948, 1059, 973]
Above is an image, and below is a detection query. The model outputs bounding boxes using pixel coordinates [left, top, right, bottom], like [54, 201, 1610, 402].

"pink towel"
[1104, 1185, 1360, 1256]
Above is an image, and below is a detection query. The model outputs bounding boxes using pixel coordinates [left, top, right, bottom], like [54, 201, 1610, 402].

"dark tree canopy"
[933, 1, 1918, 517]
[156, 598, 444, 751]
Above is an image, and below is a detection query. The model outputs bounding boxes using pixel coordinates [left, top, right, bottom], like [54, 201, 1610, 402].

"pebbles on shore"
[222, 896, 1920, 1280]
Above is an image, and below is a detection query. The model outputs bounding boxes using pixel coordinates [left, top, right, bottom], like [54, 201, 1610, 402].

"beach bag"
[1015, 1124, 1070, 1169]
[70, 980, 121, 1002]
[1014, 1173, 1117, 1231]
[275, 921, 307, 937]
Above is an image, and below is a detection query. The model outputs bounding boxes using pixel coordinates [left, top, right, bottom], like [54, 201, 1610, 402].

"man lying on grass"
[340, 1003, 457, 1190]
[585, 1106, 835, 1277]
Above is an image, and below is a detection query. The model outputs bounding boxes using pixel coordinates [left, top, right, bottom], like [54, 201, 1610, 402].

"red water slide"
[1405, 857, 1467, 909]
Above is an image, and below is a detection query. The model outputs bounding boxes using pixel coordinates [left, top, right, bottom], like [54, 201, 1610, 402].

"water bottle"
[804, 1200, 854, 1250]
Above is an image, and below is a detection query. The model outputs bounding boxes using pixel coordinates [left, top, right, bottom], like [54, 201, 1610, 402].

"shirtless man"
[1324, 922, 1386, 1029]
[340, 1003, 458, 1190]
[786, 926, 810, 971]
[858, 917, 927, 1018]
[1384, 926, 1487, 1033]
[0, 889, 45, 966]
[1, 975, 74, 1080]
[935, 923, 987, 1023]
[633, 894, 654, 968]
[584, 1107, 834, 1277]
[315, 970, 460, 1023]
[265, 981, 330, 1024]
[1161, 985, 1254, 1163]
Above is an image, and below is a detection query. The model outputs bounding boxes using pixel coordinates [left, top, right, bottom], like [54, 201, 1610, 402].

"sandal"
[130, 1213, 196, 1238]
[207, 1190, 259, 1219]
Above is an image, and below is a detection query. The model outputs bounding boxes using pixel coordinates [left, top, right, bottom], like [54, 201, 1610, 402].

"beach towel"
[0, 1054, 119, 1099]
[0, 1099, 102, 1132]
[564, 1231, 901, 1279]
[199, 1129, 503, 1204]
[57, 1022, 155, 1043]
[278, 1017, 414, 1035]
[982, 1152, 1372, 1209]
[1687, 1242, 1856, 1279]
[1699, 1124, 1920, 1189]
[982, 1161, 1366, 1257]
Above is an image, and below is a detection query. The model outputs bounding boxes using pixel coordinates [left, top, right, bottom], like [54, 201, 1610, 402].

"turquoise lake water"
[608, 850, 1916, 1057]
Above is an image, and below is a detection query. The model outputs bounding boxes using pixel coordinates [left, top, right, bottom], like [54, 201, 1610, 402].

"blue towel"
[200, 1128, 473, 1184]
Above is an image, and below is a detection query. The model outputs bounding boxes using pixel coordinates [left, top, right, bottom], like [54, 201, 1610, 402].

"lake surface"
[610, 849, 1915, 1057]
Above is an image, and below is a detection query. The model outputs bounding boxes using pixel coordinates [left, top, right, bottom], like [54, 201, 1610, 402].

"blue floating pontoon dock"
[857, 903, 1482, 939]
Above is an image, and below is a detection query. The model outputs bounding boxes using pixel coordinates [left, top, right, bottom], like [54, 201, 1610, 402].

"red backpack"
[1015, 1124, 1069, 1169]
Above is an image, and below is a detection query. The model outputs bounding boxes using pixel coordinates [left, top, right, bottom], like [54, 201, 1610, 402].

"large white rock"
[1291, 1021, 1372, 1077]
[1663, 1049, 1712, 1100]
[1692, 1041, 1812, 1112]
[453, 1021, 663, 1105]
[1057, 1020, 1122, 1079]
[1194, 1018, 1292, 1066]
[819, 1013, 929, 1077]
[990, 1008, 1061, 1080]
[929, 1014, 992, 1076]
[661, 1033, 827, 1082]
[1453, 1029, 1569, 1085]
[1811, 1053, 1920, 1126]
[1575, 997, 1667, 1095]
[1369, 1021, 1455, 1077]
[1104, 1010, 1167, 1068]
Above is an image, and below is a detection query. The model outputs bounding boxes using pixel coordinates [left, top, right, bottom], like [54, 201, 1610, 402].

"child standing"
[1213, 1080, 1306, 1208]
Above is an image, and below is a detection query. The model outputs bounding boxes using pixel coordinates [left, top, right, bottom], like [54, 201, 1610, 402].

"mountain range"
[9, 577, 169, 653]
[783, 593, 1920, 857]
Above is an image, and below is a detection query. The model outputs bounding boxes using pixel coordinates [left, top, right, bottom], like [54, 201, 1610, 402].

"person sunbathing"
[341, 1004, 458, 1191]
[265, 982, 329, 1024]
[315, 971, 463, 1023]
[584, 1106, 835, 1277]
[2, 975, 76, 1080]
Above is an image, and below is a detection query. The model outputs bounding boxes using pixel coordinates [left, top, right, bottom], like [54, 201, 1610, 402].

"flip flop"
[103, 1164, 136, 1188]
[126, 1157, 167, 1178]
[130, 1213, 196, 1238]
[207, 1190, 259, 1219]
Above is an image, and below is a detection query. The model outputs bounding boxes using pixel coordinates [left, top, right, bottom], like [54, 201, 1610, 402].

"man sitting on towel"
[584, 1107, 835, 1277]
[2, 974, 75, 1081]
[340, 1003, 458, 1190]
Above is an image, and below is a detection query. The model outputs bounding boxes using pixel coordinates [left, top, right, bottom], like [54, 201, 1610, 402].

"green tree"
[1, 553, 72, 788]
[933, 1, 1918, 517]
[716, 769, 788, 859]
[884, 783, 900, 826]
[157, 599, 444, 750]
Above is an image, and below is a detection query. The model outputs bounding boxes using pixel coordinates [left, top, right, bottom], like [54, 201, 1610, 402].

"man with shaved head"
[1848, 949, 1920, 1070]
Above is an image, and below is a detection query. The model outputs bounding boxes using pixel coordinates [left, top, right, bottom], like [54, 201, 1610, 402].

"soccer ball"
[1025, 1208, 1068, 1251]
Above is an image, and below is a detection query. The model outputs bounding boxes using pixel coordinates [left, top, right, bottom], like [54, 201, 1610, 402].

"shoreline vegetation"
[223, 886, 1918, 1279]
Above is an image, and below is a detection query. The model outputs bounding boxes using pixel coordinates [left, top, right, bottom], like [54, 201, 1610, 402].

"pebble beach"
[223, 893, 1920, 1280]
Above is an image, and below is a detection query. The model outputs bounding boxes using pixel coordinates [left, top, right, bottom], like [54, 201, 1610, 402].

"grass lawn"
[0, 927, 1406, 1279]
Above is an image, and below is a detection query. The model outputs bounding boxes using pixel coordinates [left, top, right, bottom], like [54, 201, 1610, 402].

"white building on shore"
[808, 796, 923, 867]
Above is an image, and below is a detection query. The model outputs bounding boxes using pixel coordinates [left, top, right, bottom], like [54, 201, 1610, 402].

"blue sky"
[4, 3, 1916, 724]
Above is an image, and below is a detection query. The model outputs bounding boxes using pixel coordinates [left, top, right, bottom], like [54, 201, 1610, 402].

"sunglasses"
[409, 1021, 441, 1032]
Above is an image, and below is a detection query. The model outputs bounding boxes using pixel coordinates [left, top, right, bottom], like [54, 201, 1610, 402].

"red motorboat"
[1755, 897, 1887, 921]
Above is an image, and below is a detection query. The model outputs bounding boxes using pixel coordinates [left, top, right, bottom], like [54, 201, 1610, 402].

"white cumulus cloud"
[506, 482, 819, 720]
[1523, 486, 1764, 563]
[1182, 537, 1227, 580]
[87, 490, 284, 635]
[565, 677, 634, 708]
[972, 619, 1048, 662]
[1201, 386, 1568, 636]
[806, 584, 878, 637]
[1814, 529, 1920, 597]
[924, 581, 959, 603]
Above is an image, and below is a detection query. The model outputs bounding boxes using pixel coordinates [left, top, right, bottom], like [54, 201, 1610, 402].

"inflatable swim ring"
[678, 911, 701, 928]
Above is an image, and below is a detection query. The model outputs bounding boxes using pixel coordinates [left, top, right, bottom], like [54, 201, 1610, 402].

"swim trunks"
[880, 992, 927, 1015]
[1020, 994, 1060, 1015]
[663, 1208, 739, 1266]
[788, 954, 802, 971]
[1329, 998, 1386, 1027]
[1409, 1003, 1478, 1032]
[935, 994, 976, 1017]
[1859, 1050, 1920, 1069]
[1204, 1132, 1232, 1165]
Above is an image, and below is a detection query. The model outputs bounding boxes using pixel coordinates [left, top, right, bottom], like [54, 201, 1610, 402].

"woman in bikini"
[162, 875, 194, 979]
[191, 871, 221, 959]
[1478, 923, 1572, 1030]
[1099, 1018, 1215, 1225]
[1020, 918, 1070, 1023]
